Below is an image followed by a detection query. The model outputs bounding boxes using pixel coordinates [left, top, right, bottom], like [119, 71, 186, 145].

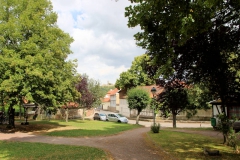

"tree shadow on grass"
[44, 124, 142, 137]
[0, 121, 67, 133]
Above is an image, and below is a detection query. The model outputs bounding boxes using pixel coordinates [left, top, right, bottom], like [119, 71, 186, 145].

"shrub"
[227, 128, 240, 152]
[151, 123, 160, 133]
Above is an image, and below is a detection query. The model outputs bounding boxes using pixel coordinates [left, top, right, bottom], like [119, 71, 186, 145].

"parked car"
[93, 113, 107, 121]
[106, 113, 128, 123]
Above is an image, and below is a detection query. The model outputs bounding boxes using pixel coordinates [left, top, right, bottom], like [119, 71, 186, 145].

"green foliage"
[228, 128, 240, 152]
[151, 123, 160, 133]
[126, 0, 240, 105]
[0, 0, 79, 110]
[100, 85, 114, 96]
[156, 79, 206, 127]
[115, 54, 154, 90]
[217, 113, 239, 151]
[76, 74, 103, 108]
[225, 52, 240, 92]
[127, 87, 150, 113]
[115, 71, 138, 90]
[0, 0, 80, 128]
[187, 84, 212, 110]
[185, 83, 212, 119]
[217, 113, 232, 134]
[150, 98, 161, 111]
[157, 80, 190, 117]
[87, 77, 103, 108]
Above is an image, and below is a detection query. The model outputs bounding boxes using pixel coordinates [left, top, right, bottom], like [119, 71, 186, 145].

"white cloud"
[51, 0, 145, 85]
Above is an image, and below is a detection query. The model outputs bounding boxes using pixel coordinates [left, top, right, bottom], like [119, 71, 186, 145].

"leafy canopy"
[125, 0, 240, 104]
[115, 54, 154, 90]
[127, 87, 150, 113]
[75, 74, 103, 108]
[0, 0, 79, 108]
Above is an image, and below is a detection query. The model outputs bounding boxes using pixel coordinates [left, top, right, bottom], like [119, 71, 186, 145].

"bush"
[227, 127, 240, 152]
[151, 123, 160, 133]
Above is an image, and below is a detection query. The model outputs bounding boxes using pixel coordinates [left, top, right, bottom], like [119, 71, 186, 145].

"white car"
[93, 113, 107, 121]
[106, 113, 128, 123]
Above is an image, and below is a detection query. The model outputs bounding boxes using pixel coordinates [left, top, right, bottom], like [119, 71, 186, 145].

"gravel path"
[0, 127, 164, 160]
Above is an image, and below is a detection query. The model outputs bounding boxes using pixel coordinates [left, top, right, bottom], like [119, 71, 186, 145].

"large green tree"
[0, 0, 79, 128]
[126, 0, 239, 143]
[157, 79, 190, 128]
[125, 0, 240, 102]
[115, 54, 154, 90]
[157, 79, 212, 128]
[127, 87, 150, 124]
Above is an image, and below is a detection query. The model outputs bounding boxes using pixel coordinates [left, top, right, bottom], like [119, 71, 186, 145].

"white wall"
[119, 99, 130, 117]
[102, 102, 110, 110]
[110, 94, 116, 107]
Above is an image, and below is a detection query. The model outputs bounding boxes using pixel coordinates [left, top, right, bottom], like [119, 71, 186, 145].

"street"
[128, 119, 211, 128]
[97, 110, 212, 128]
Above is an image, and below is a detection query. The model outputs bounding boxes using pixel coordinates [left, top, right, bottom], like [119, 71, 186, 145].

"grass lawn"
[34, 120, 142, 137]
[0, 119, 142, 137]
[2, 120, 239, 159]
[0, 119, 141, 160]
[0, 141, 109, 160]
[146, 129, 240, 160]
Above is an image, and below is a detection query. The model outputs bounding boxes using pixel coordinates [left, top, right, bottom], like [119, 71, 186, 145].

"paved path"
[0, 127, 163, 160]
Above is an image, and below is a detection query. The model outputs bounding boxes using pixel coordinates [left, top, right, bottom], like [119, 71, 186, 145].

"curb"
[128, 118, 211, 124]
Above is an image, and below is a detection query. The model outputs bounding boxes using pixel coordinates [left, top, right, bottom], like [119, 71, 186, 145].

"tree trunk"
[223, 133, 228, 144]
[65, 108, 69, 122]
[220, 100, 228, 144]
[222, 121, 229, 144]
[153, 108, 156, 125]
[172, 113, 177, 128]
[136, 111, 140, 125]
[82, 108, 85, 120]
[7, 104, 15, 128]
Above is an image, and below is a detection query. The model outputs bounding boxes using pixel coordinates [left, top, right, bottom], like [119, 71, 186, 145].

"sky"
[50, 0, 146, 85]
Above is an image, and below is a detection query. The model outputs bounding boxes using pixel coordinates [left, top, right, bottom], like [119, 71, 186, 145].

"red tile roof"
[107, 88, 119, 95]
[101, 88, 119, 102]
[118, 85, 164, 99]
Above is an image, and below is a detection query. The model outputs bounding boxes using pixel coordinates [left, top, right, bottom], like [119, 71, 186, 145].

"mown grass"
[146, 129, 240, 160]
[38, 120, 142, 137]
[0, 141, 109, 160]
[0, 119, 141, 160]
[3, 120, 239, 159]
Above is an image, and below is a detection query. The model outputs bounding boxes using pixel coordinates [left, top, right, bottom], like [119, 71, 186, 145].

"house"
[118, 85, 163, 118]
[118, 85, 212, 121]
[101, 88, 119, 112]
[210, 99, 240, 130]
